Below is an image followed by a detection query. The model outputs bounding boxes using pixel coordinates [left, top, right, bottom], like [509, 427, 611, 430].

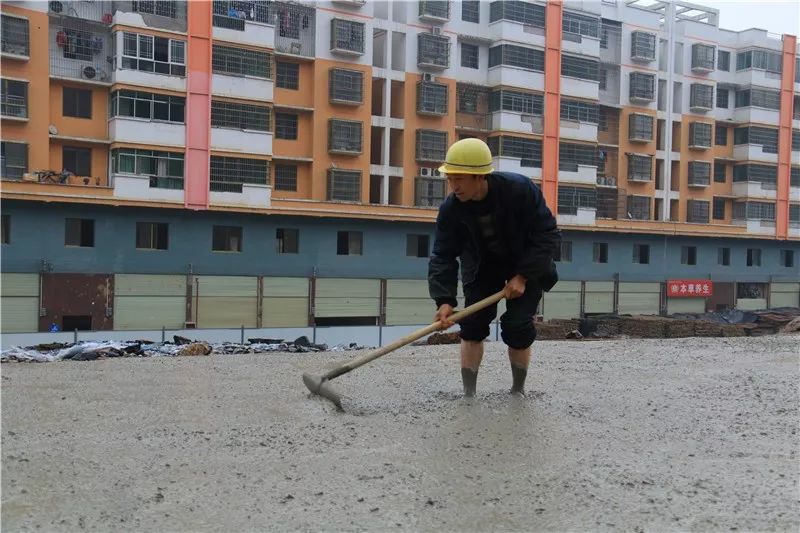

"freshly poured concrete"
[2, 336, 798, 531]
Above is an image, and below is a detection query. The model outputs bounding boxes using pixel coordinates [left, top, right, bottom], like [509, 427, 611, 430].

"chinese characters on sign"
[667, 280, 713, 298]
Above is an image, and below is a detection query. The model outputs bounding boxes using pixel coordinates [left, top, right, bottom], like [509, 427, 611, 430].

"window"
[561, 99, 599, 124]
[406, 234, 430, 258]
[329, 68, 364, 104]
[1, 78, 27, 118]
[1, 214, 9, 244]
[734, 126, 779, 154]
[121, 32, 186, 76]
[136, 222, 168, 250]
[212, 225, 242, 252]
[593, 242, 608, 263]
[418, 33, 451, 68]
[561, 54, 599, 81]
[62, 146, 91, 176]
[417, 82, 448, 115]
[274, 164, 297, 191]
[61, 28, 94, 61]
[486, 136, 542, 168]
[327, 169, 361, 202]
[489, 90, 544, 115]
[1, 142, 27, 179]
[686, 199, 710, 223]
[736, 48, 782, 73]
[714, 162, 727, 183]
[276, 228, 299, 254]
[735, 88, 781, 110]
[713, 197, 726, 220]
[627, 154, 652, 181]
[1, 15, 29, 56]
[717, 50, 730, 71]
[488, 44, 544, 72]
[633, 244, 649, 264]
[211, 100, 271, 131]
[718, 247, 730, 266]
[65, 218, 94, 247]
[716, 88, 728, 109]
[132, 0, 177, 17]
[112, 148, 184, 189]
[733, 201, 776, 221]
[275, 113, 298, 139]
[328, 119, 363, 153]
[558, 186, 596, 215]
[212, 0, 272, 28]
[559, 241, 572, 262]
[688, 162, 711, 186]
[62, 87, 92, 119]
[416, 129, 448, 162]
[628, 113, 653, 141]
[715, 124, 727, 146]
[689, 122, 712, 148]
[559, 143, 596, 172]
[681, 246, 697, 266]
[462, 0, 479, 23]
[562, 11, 599, 38]
[627, 195, 650, 220]
[689, 83, 713, 110]
[415, 176, 447, 207]
[276, 62, 299, 89]
[792, 167, 800, 188]
[780, 249, 795, 268]
[212, 44, 271, 78]
[746, 248, 761, 267]
[210, 156, 268, 192]
[419, 1, 450, 20]
[691, 43, 715, 71]
[629, 72, 655, 101]
[489, 0, 545, 27]
[110, 90, 185, 123]
[630, 31, 656, 61]
[330, 19, 365, 54]
[337, 231, 362, 255]
[461, 43, 479, 69]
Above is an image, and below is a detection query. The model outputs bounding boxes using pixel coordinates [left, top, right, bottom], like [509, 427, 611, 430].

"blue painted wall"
[2, 200, 798, 282]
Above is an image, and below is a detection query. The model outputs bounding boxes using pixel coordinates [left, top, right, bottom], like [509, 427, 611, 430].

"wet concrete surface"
[2, 336, 798, 531]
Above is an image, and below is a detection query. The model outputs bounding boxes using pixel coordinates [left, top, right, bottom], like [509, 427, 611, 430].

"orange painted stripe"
[541, 0, 563, 213]
[185, 0, 212, 210]
[776, 34, 796, 239]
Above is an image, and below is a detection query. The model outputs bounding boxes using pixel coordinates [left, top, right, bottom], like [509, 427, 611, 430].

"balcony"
[559, 164, 598, 185]
[490, 112, 543, 135]
[209, 183, 271, 208]
[562, 33, 600, 57]
[732, 181, 777, 199]
[486, 20, 545, 48]
[418, 1, 450, 23]
[212, 2, 274, 49]
[559, 119, 597, 143]
[274, 3, 315, 58]
[558, 207, 597, 226]
[112, 1, 187, 32]
[492, 156, 542, 179]
[417, 33, 450, 70]
[561, 76, 599, 100]
[736, 69, 782, 90]
[49, 25, 113, 84]
[733, 106, 779, 125]
[212, 73, 273, 101]
[109, 117, 185, 147]
[487, 68, 544, 91]
[732, 217, 776, 236]
[330, 19, 365, 56]
[733, 144, 778, 164]
[456, 112, 491, 132]
[113, 174, 184, 203]
[49, 0, 114, 24]
[211, 127, 273, 156]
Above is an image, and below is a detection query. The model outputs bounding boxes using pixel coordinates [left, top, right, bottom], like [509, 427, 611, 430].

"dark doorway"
[63, 315, 92, 331]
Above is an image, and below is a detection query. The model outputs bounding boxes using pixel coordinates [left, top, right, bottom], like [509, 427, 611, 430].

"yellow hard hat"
[438, 138, 495, 175]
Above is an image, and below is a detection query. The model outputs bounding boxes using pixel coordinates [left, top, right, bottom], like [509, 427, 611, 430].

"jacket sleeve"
[428, 204, 460, 308]
[514, 182, 561, 291]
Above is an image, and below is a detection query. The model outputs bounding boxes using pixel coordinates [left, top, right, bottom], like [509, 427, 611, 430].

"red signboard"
[667, 280, 713, 297]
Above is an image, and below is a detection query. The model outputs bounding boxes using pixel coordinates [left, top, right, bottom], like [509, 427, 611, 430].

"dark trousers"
[459, 266, 542, 350]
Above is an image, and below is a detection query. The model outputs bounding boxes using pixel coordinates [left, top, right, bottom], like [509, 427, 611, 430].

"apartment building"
[1, 0, 798, 334]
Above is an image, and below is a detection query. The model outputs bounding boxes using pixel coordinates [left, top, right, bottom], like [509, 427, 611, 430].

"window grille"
[733, 126, 778, 153]
[791, 167, 800, 188]
[688, 161, 711, 186]
[733, 201, 775, 221]
[1, 15, 28, 56]
[210, 156, 269, 192]
[714, 162, 727, 183]
[416, 81, 448, 115]
[488, 44, 544, 71]
[629, 72, 655, 101]
[133, 1, 177, 18]
[212, 225, 242, 252]
[330, 18, 365, 54]
[627, 195, 650, 220]
[713, 197, 726, 220]
[61, 27, 95, 61]
[790, 204, 800, 224]
[461, 0, 479, 23]
[686, 199, 710, 223]
[328, 119, 363, 153]
[110, 90, 185, 123]
[736, 48, 782, 73]
[489, 1, 545, 26]
[276, 228, 299, 254]
[559, 143, 596, 172]
[415, 177, 447, 207]
[691, 43, 715, 71]
[716, 88, 728, 108]
[136, 222, 169, 250]
[419, 0, 450, 19]
[733, 164, 777, 187]
[689, 122, 712, 149]
[212, 44, 271, 78]
[630, 31, 656, 61]
[112, 148, 184, 189]
[274, 164, 297, 191]
[457, 84, 487, 113]
[1, 78, 27, 118]
[689, 83, 713, 110]
[0, 142, 27, 179]
[461, 43, 479, 68]
[627, 154, 652, 181]
[489, 90, 543, 115]
[329, 68, 363, 104]
[486, 136, 542, 167]
[558, 186, 596, 215]
[562, 11, 599, 38]
[327, 169, 361, 202]
[561, 54, 599, 81]
[211, 100, 271, 131]
[275, 113, 298, 139]
[717, 50, 730, 71]
[560, 99, 599, 123]
[628, 113, 653, 141]
[715, 124, 727, 146]
[418, 33, 450, 67]
[122, 32, 186, 76]
[212, 0, 273, 29]
[793, 130, 800, 151]
[734, 88, 780, 110]
[416, 129, 448, 161]
[276, 61, 299, 89]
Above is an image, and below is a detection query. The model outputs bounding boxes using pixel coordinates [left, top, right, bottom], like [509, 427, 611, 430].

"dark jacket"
[428, 171, 561, 308]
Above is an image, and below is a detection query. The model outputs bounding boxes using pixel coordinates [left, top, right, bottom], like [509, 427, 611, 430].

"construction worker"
[429, 138, 561, 397]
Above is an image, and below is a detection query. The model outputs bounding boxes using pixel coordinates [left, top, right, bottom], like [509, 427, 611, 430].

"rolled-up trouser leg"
[458, 275, 504, 343]
[500, 282, 542, 350]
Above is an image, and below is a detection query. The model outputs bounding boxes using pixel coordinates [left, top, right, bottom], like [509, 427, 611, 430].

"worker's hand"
[504, 275, 527, 300]
[435, 304, 455, 330]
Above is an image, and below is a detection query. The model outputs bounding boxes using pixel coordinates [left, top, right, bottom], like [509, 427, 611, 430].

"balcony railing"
[149, 176, 184, 190]
[49, 0, 114, 24]
[274, 2, 315, 57]
[49, 24, 113, 82]
[212, 0, 274, 31]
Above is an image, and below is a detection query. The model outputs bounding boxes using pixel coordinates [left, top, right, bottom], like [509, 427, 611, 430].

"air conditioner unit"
[432, 169, 441, 177]
[82, 66, 96, 79]
[422, 73, 434, 82]
[431, 27, 441, 35]
[419, 167, 431, 177]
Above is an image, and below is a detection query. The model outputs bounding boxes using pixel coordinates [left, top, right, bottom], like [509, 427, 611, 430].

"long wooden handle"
[322, 290, 505, 380]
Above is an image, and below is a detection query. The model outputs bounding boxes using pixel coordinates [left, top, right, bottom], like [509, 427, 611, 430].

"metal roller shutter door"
[542, 281, 580, 319]
[736, 298, 767, 311]
[618, 282, 660, 315]
[114, 274, 187, 330]
[770, 282, 799, 308]
[262, 277, 309, 327]
[315, 278, 380, 318]
[667, 297, 705, 315]
[584, 281, 614, 314]
[196, 276, 258, 328]
[1, 273, 39, 333]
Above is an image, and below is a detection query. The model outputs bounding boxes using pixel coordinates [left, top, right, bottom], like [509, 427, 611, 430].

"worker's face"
[446, 173, 484, 202]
